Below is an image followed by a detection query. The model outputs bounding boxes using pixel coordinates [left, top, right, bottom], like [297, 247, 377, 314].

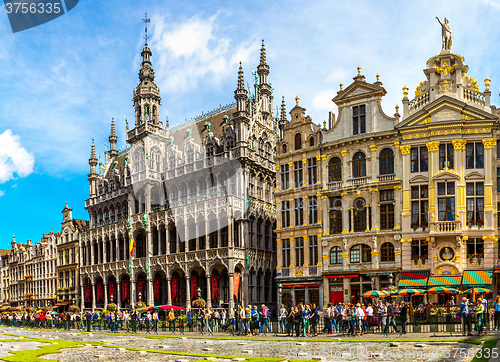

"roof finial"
[110, 117, 116, 137]
[295, 95, 299, 106]
[142, 12, 150, 45]
[260, 39, 266, 65]
[376, 73, 380, 82]
[339, 83, 343, 91]
[357, 65, 361, 75]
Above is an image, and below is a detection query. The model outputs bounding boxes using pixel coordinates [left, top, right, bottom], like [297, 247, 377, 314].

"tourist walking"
[279, 304, 287, 334]
[400, 301, 407, 334]
[259, 305, 272, 333]
[493, 295, 500, 330]
[355, 303, 365, 335]
[460, 297, 473, 336]
[476, 298, 484, 336]
[302, 305, 311, 337]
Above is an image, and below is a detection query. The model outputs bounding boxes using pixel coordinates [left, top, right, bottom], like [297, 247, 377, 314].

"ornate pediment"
[409, 175, 429, 183]
[332, 82, 385, 105]
[464, 171, 485, 180]
[432, 167, 460, 180]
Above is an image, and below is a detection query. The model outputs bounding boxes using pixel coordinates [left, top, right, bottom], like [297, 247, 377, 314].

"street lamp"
[388, 273, 394, 285]
[138, 292, 142, 301]
[197, 287, 202, 299]
[278, 283, 283, 307]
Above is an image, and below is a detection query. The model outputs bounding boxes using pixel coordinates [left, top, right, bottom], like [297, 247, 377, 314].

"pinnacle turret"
[257, 40, 270, 85]
[280, 96, 287, 123]
[109, 119, 118, 157]
[235, 62, 248, 113]
[260, 39, 266, 66]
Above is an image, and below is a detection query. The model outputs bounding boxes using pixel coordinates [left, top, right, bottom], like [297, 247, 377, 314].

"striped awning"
[462, 270, 492, 287]
[398, 271, 429, 288]
[427, 276, 462, 287]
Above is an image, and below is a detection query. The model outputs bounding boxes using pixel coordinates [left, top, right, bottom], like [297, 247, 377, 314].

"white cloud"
[0, 190, 4, 197]
[0, 130, 35, 183]
[151, 13, 259, 93]
[484, 0, 500, 9]
[312, 89, 336, 111]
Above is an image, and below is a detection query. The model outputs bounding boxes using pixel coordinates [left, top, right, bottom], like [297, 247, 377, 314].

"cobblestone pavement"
[0, 327, 496, 361]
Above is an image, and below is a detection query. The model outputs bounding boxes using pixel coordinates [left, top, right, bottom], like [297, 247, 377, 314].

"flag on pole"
[128, 231, 136, 257]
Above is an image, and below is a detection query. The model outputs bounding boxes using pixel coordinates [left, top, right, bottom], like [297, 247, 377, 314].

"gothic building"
[79, 38, 277, 312]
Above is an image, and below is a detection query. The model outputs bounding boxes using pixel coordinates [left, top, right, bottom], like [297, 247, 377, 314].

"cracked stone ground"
[0, 326, 490, 361]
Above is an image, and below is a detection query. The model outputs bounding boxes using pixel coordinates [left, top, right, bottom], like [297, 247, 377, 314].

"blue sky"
[0, 0, 500, 248]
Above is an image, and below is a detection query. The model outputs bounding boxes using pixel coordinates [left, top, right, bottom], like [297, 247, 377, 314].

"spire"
[280, 96, 287, 122]
[235, 62, 248, 113]
[260, 39, 266, 66]
[109, 118, 118, 157]
[90, 139, 96, 160]
[257, 39, 270, 86]
[238, 62, 245, 90]
[88, 139, 98, 197]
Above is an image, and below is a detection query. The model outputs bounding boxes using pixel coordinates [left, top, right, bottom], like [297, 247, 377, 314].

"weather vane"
[142, 12, 150, 45]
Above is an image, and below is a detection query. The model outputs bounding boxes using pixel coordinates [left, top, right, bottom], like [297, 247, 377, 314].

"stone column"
[371, 189, 380, 231]
[147, 277, 153, 306]
[117, 280, 121, 311]
[370, 144, 378, 182]
[482, 139, 496, 228]
[185, 224, 189, 252]
[343, 277, 351, 304]
[426, 141, 440, 224]
[393, 186, 402, 230]
[186, 276, 191, 310]
[341, 149, 349, 182]
[229, 273, 234, 317]
[289, 237, 296, 272]
[130, 279, 136, 307]
[452, 140, 467, 226]
[288, 161, 294, 190]
[80, 285, 85, 310]
[341, 192, 349, 233]
[91, 281, 96, 311]
[205, 219, 210, 250]
[400, 144, 412, 232]
[303, 236, 310, 271]
[167, 277, 172, 305]
[104, 281, 108, 307]
[206, 275, 212, 308]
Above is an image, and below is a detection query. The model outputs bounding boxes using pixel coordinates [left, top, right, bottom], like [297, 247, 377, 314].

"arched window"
[381, 242, 395, 262]
[379, 148, 394, 175]
[350, 245, 360, 263]
[330, 246, 342, 265]
[309, 136, 315, 147]
[328, 157, 342, 182]
[353, 198, 366, 232]
[282, 143, 287, 154]
[352, 152, 366, 178]
[361, 244, 372, 263]
[295, 133, 302, 150]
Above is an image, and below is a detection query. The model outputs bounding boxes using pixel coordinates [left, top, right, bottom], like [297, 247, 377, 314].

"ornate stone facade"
[276, 39, 500, 306]
[56, 203, 87, 309]
[7, 233, 58, 308]
[79, 38, 277, 313]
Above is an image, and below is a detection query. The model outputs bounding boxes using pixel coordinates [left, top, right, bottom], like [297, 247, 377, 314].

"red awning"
[325, 274, 359, 279]
[282, 283, 321, 288]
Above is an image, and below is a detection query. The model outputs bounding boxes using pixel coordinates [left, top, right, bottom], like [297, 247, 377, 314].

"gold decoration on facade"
[370, 144, 377, 152]
[275, 165, 280, 170]
[341, 150, 348, 157]
[434, 166, 458, 177]
[415, 80, 428, 97]
[463, 75, 479, 91]
[288, 161, 293, 167]
[395, 105, 399, 113]
[452, 139, 467, 150]
[418, 117, 431, 124]
[295, 95, 300, 106]
[482, 138, 497, 149]
[461, 113, 473, 120]
[357, 65, 361, 75]
[434, 61, 456, 76]
[394, 141, 400, 148]
[302, 158, 307, 164]
[339, 83, 343, 91]
[400, 145, 411, 155]
[402, 85, 409, 98]
[426, 141, 440, 152]
[485, 76, 491, 90]
[439, 80, 452, 94]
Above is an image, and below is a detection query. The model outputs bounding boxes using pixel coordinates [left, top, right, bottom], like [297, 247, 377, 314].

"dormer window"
[353, 105, 366, 135]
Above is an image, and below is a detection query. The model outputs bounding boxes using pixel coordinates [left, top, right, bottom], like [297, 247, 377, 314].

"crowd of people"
[1, 295, 499, 337]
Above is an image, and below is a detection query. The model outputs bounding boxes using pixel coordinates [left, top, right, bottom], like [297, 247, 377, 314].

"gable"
[409, 175, 429, 183]
[432, 168, 460, 180]
[332, 82, 386, 104]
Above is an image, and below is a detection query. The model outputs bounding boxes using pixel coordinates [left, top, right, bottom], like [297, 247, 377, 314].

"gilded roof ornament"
[485, 76, 491, 90]
[339, 83, 343, 91]
[463, 75, 479, 91]
[295, 95, 300, 106]
[357, 65, 361, 75]
[402, 85, 409, 98]
[434, 61, 456, 76]
[376, 73, 380, 82]
[415, 81, 428, 97]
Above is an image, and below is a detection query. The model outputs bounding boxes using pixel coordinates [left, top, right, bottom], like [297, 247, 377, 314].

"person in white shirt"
[366, 304, 373, 331]
[356, 303, 365, 335]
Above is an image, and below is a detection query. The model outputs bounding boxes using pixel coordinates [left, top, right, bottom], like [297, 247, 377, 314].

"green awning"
[462, 270, 492, 287]
[398, 271, 429, 288]
[427, 276, 462, 287]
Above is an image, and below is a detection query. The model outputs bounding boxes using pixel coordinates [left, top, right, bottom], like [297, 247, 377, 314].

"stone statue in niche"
[440, 247, 454, 261]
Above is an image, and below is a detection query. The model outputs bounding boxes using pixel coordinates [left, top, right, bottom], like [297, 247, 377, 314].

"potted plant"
[192, 298, 206, 309]
[411, 222, 419, 231]
[421, 221, 427, 231]
[69, 305, 79, 313]
[107, 303, 117, 311]
[135, 300, 146, 309]
[476, 219, 484, 229]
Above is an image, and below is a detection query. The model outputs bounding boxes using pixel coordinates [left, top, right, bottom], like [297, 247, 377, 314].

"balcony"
[347, 176, 371, 187]
[327, 181, 342, 190]
[377, 174, 395, 182]
[429, 220, 461, 234]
